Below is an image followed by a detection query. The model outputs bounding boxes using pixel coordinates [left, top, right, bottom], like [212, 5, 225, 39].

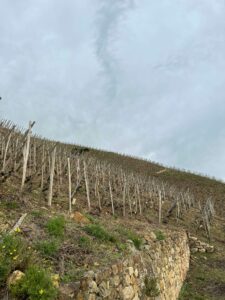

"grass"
[116, 226, 143, 249]
[10, 265, 58, 300]
[0, 233, 30, 286]
[46, 216, 65, 238]
[83, 224, 116, 243]
[36, 239, 59, 258]
[154, 230, 165, 241]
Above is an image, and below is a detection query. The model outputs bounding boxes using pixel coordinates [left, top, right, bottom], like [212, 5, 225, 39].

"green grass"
[36, 239, 59, 258]
[46, 216, 65, 238]
[83, 224, 116, 243]
[0, 234, 29, 286]
[10, 265, 58, 300]
[116, 227, 143, 249]
[154, 230, 165, 241]
[78, 236, 91, 249]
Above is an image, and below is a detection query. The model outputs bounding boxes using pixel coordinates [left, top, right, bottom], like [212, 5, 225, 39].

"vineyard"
[1, 119, 225, 299]
[0, 119, 217, 238]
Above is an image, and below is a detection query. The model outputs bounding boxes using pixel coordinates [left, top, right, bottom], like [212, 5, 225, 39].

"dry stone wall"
[63, 230, 190, 300]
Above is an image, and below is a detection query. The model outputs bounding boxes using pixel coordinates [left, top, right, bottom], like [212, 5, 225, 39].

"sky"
[1, 0, 225, 179]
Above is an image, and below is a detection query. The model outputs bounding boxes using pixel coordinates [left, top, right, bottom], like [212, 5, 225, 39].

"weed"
[10, 265, 58, 300]
[116, 227, 143, 250]
[46, 216, 65, 238]
[36, 239, 59, 258]
[84, 224, 116, 243]
[143, 277, 160, 297]
[155, 230, 165, 241]
[0, 234, 29, 286]
[78, 236, 91, 249]
[31, 210, 43, 218]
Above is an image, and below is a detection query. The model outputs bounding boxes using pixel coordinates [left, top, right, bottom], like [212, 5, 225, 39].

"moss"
[143, 277, 160, 297]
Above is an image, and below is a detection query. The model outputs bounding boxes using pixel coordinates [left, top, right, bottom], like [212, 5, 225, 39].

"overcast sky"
[1, 0, 225, 179]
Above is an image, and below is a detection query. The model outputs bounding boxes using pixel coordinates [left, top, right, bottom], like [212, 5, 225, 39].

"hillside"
[0, 120, 225, 300]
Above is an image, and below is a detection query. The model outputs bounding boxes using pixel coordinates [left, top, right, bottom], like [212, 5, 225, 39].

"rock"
[150, 232, 157, 241]
[122, 286, 134, 300]
[112, 264, 118, 275]
[191, 248, 198, 253]
[124, 274, 131, 286]
[51, 274, 60, 288]
[134, 269, 139, 277]
[99, 281, 111, 298]
[59, 283, 76, 299]
[70, 212, 90, 224]
[199, 248, 206, 253]
[127, 267, 134, 276]
[88, 281, 99, 293]
[112, 275, 120, 287]
[7, 270, 25, 287]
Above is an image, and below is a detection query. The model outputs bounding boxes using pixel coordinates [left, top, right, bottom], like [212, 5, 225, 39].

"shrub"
[0, 234, 29, 286]
[46, 216, 65, 237]
[116, 227, 143, 250]
[155, 230, 165, 241]
[10, 265, 58, 300]
[143, 277, 160, 297]
[78, 236, 91, 248]
[36, 240, 59, 258]
[84, 224, 116, 243]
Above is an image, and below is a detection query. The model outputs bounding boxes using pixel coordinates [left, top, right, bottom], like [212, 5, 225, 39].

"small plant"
[78, 236, 91, 248]
[36, 239, 59, 258]
[46, 216, 65, 237]
[155, 230, 165, 241]
[10, 265, 58, 300]
[143, 277, 160, 297]
[31, 210, 43, 218]
[116, 227, 143, 250]
[0, 234, 29, 286]
[84, 224, 116, 243]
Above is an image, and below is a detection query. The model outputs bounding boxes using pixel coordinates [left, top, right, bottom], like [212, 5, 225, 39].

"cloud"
[0, 0, 225, 179]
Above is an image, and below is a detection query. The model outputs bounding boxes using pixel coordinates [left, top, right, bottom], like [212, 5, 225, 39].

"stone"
[99, 281, 111, 298]
[112, 275, 120, 287]
[127, 267, 134, 276]
[191, 248, 198, 253]
[112, 264, 118, 275]
[150, 232, 157, 241]
[199, 248, 206, 253]
[58, 283, 76, 299]
[132, 294, 140, 300]
[51, 274, 60, 288]
[122, 286, 135, 300]
[88, 280, 99, 293]
[88, 294, 96, 300]
[70, 211, 90, 224]
[134, 269, 139, 277]
[7, 270, 25, 287]
[124, 274, 131, 286]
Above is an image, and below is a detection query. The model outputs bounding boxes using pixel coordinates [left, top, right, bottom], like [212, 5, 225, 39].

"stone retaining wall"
[67, 229, 190, 300]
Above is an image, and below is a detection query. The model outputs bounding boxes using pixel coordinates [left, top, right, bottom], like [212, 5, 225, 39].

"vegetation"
[155, 230, 165, 241]
[0, 234, 29, 286]
[116, 226, 143, 249]
[10, 265, 58, 300]
[83, 224, 116, 243]
[36, 239, 59, 258]
[46, 216, 65, 238]
[143, 277, 160, 297]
